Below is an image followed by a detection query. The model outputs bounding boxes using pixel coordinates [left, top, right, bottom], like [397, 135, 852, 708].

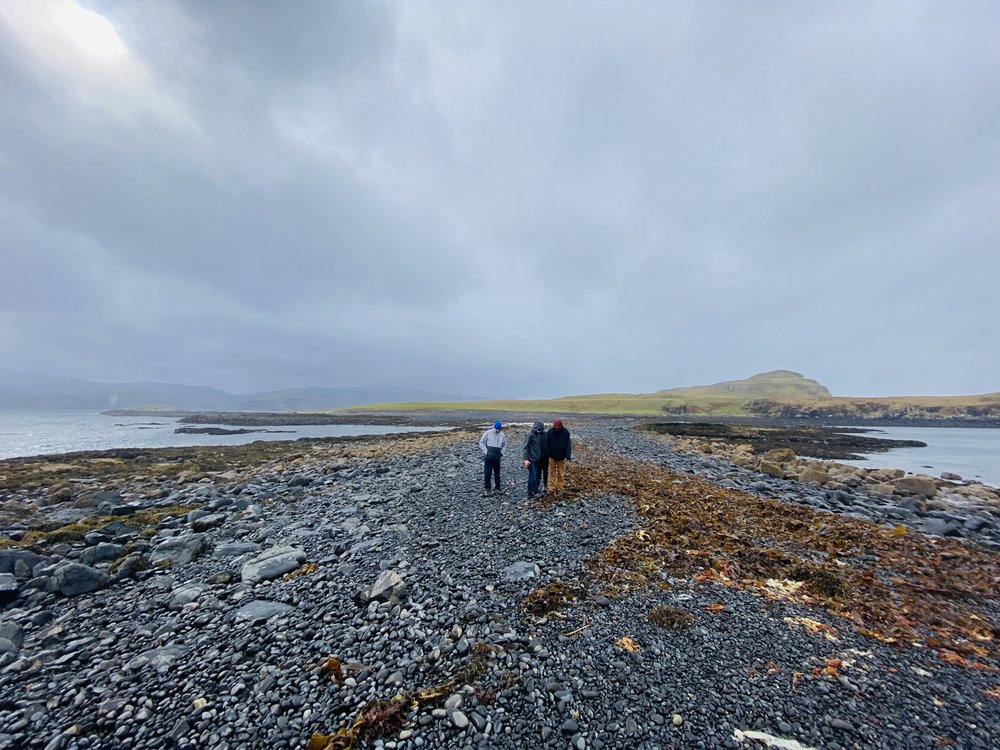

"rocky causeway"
[0, 420, 998, 750]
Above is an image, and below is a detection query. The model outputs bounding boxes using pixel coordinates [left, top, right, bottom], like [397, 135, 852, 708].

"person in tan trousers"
[545, 419, 572, 491]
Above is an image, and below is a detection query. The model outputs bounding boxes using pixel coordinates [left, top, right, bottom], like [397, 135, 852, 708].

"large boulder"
[80, 542, 126, 567]
[893, 476, 938, 498]
[763, 448, 796, 463]
[757, 460, 785, 479]
[870, 468, 905, 482]
[150, 534, 208, 567]
[110, 554, 148, 580]
[190, 513, 226, 533]
[0, 621, 23, 648]
[798, 466, 830, 486]
[51, 563, 110, 596]
[869, 482, 897, 497]
[0, 573, 18, 605]
[0, 550, 51, 579]
[240, 546, 307, 583]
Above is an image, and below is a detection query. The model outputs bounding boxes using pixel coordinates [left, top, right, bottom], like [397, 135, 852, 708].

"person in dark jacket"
[545, 419, 572, 492]
[522, 421, 545, 498]
[537, 422, 549, 492]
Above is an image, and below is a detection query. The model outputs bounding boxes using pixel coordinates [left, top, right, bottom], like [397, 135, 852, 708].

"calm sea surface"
[838, 426, 1000, 486]
[0, 411, 446, 460]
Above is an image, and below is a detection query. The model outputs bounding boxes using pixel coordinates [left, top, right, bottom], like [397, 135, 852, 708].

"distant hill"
[657, 370, 831, 399]
[353, 370, 1000, 420]
[0, 371, 237, 411]
[232, 386, 486, 411]
[0, 371, 484, 411]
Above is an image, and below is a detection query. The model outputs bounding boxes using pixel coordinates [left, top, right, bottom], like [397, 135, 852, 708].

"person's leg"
[483, 457, 491, 493]
[539, 460, 548, 491]
[528, 461, 538, 496]
[491, 458, 501, 492]
[554, 459, 565, 490]
[547, 458, 556, 491]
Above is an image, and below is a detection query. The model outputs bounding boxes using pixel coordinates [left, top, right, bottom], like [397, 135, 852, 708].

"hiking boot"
[483, 489, 492, 497]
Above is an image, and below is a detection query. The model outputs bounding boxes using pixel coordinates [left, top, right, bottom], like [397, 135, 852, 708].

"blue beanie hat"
[493, 420, 502, 429]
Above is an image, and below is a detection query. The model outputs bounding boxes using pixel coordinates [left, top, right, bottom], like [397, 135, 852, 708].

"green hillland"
[349, 370, 1000, 419]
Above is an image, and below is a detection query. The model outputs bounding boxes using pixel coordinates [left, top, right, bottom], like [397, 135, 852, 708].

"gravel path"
[1, 424, 997, 750]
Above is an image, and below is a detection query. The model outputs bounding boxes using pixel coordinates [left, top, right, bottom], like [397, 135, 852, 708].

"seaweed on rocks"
[309, 642, 505, 749]
[571, 448, 1000, 666]
[0, 504, 196, 549]
[640, 421, 926, 460]
[646, 604, 695, 630]
[522, 581, 581, 616]
[308, 699, 406, 750]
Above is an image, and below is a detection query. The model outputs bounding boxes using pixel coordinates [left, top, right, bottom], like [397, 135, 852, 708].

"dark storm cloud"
[1, 1, 998, 396]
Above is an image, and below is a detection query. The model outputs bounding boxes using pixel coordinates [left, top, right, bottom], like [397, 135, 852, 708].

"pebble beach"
[1, 421, 998, 750]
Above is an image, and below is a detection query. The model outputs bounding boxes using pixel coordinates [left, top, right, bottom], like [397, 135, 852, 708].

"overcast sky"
[1, 1, 997, 398]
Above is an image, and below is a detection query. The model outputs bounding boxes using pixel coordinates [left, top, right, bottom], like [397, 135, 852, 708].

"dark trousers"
[484, 456, 501, 490]
[538, 458, 549, 490]
[527, 460, 540, 496]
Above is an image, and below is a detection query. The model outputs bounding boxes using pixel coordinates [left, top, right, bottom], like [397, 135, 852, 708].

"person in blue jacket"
[479, 420, 507, 496]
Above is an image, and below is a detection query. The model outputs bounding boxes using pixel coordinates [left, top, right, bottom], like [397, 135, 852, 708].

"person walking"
[522, 421, 545, 498]
[545, 418, 572, 492]
[479, 420, 507, 496]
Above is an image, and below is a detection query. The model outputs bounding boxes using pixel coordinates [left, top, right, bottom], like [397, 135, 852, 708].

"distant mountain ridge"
[0, 371, 485, 411]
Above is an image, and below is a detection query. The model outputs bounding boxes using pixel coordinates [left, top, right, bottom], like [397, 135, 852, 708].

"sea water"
[839, 426, 1000, 487]
[0, 410, 446, 460]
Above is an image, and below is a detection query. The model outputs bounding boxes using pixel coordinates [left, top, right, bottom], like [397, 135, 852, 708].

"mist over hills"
[0, 371, 484, 411]
[2, 370, 997, 420]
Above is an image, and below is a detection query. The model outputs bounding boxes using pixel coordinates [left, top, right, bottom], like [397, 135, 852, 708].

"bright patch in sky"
[50, 0, 127, 60]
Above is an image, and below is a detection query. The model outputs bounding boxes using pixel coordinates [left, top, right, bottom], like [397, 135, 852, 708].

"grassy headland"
[348, 370, 1000, 419]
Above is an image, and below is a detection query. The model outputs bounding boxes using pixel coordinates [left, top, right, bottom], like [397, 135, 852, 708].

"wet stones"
[213, 542, 261, 557]
[355, 569, 406, 606]
[503, 561, 540, 582]
[240, 545, 307, 583]
[233, 599, 296, 624]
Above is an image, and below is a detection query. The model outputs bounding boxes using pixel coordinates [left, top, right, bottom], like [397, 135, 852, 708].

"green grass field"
[347, 371, 1000, 418]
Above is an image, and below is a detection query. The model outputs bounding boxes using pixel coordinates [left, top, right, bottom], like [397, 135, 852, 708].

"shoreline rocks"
[0, 424, 997, 749]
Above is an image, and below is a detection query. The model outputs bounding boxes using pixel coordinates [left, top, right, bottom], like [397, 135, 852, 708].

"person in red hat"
[545, 418, 572, 492]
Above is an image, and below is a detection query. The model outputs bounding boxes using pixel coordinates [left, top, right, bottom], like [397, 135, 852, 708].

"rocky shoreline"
[1, 421, 998, 749]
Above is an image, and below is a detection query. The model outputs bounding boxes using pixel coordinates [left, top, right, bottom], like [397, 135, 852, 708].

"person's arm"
[479, 431, 488, 455]
[499, 432, 507, 454]
[566, 434, 572, 461]
[522, 433, 531, 461]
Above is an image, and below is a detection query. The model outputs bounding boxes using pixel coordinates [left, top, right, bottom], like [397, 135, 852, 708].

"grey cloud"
[1, 1, 998, 397]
